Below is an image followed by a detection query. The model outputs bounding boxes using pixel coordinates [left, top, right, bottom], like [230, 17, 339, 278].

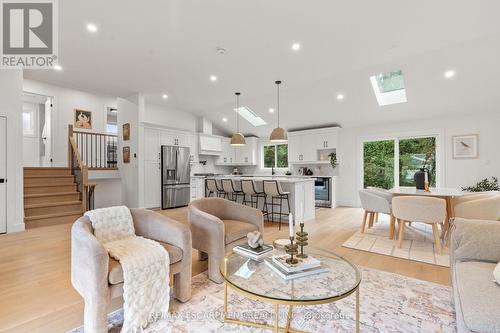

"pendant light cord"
[236, 92, 240, 133]
[275, 80, 281, 128]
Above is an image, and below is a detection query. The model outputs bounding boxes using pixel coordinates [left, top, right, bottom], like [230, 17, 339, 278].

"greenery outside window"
[363, 136, 437, 189]
[263, 144, 288, 168]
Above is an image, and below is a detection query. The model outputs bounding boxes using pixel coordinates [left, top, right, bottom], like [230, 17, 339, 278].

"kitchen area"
[143, 120, 339, 222]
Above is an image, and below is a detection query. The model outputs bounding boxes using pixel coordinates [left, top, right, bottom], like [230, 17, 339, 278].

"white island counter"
[211, 176, 315, 222]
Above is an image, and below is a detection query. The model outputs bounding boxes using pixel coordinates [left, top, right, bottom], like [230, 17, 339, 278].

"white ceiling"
[24, 0, 500, 137]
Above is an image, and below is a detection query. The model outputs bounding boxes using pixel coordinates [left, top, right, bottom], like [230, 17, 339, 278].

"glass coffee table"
[220, 246, 361, 333]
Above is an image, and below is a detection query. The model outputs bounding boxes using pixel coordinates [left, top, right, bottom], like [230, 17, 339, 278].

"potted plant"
[328, 152, 338, 169]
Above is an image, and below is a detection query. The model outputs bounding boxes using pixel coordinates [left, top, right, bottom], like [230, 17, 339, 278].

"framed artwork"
[74, 109, 92, 129]
[123, 146, 130, 163]
[452, 134, 478, 159]
[123, 123, 130, 141]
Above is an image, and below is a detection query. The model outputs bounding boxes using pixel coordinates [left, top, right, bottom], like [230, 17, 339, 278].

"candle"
[424, 171, 428, 184]
[289, 213, 294, 238]
[297, 200, 304, 224]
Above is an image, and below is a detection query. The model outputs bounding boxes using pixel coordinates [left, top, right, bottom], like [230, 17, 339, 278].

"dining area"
[348, 187, 500, 264]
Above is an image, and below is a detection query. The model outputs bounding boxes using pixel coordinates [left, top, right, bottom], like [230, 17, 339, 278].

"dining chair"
[358, 189, 395, 238]
[392, 196, 446, 254]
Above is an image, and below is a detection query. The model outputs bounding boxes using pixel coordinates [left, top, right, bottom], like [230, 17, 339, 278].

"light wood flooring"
[0, 206, 450, 333]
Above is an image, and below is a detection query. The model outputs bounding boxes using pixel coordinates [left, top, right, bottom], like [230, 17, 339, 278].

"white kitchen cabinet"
[217, 137, 234, 165]
[234, 137, 257, 165]
[187, 134, 198, 163]
[288, 127, 339, 164]
[160, 130, 189, 147]
[144, 128, 161, 162]
[144, 161, 161, 208]
[190, 177, 205, 201]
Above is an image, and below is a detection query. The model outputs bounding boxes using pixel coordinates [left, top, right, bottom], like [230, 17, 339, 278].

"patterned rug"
[342, 215, 450, 267]
[68, 267, 456, 333]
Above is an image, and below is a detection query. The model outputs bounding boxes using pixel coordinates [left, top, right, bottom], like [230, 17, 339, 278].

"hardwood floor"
[0, 206, 450, 333]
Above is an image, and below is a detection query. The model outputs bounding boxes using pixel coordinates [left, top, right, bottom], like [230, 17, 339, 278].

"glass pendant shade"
[231, 92, 246, 146]
[269, 80, 288, 143]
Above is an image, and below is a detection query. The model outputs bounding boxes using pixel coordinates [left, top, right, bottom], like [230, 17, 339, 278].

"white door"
[0, 117, 6, 233]
[41, 98, 52, 166]
[144, 161, 161, 208]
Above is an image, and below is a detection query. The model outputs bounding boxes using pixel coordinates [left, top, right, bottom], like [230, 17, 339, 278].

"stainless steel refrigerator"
[161, 145, 191, 209]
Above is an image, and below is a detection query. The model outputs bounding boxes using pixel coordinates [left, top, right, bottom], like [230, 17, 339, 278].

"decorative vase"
[414, 168, 431, 190]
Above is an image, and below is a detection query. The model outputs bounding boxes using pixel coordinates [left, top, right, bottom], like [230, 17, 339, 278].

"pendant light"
[269, 80, 288, 142]
[230, 92, 246, 146]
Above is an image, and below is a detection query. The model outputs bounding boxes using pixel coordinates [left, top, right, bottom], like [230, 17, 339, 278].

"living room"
[0, 1, 499, 332]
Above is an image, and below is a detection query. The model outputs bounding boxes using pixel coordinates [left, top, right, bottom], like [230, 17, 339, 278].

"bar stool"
[241, 179, 268, 212]
[263, 180, 291, 230]
[206, 178, 225, 197]
[221, 179, 244, 203]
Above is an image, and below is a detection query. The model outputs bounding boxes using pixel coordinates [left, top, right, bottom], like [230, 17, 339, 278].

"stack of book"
[265, 254, 328, 280]
[233, 244, 274, 260]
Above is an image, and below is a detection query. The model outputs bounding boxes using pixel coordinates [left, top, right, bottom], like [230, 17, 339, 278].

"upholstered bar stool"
[221, 179, 244, 203]
[206, 178, 225, 197]
[241, 179, 267, 212]
[392, 196, 446, 254]
[263, 180, 290, 230]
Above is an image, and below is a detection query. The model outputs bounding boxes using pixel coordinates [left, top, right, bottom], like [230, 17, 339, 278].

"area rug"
[342, 215, 450, 267]
[68, 267, 456, 333]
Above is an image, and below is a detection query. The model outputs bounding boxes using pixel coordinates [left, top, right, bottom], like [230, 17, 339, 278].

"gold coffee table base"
[223, 281, 360, 333]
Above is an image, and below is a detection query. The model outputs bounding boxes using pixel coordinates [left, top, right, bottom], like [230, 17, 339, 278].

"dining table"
[389, 187, 466, 240]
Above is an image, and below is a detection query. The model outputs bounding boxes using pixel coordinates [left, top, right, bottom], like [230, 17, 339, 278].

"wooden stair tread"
[24, 183, 76, 188]
[24, 175, 75, 179]
[24, 210, 83, 221]
[25, 201, 82, 209]
[23, 167, 70, 170]
[24, 192, 78, 198]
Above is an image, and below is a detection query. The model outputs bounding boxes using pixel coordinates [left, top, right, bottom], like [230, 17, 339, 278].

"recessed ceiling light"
[336, 94, 344, 100]
[162, 94, 168, 99]
[222, 117, 228, 122]
[210, 75, 217, 82]
[53, 64, 62, 71]
[444, 70, 456, 79]
[268, 108, 275, 113]
[86, 23, 98, 33]
[291, 43, 301, 51]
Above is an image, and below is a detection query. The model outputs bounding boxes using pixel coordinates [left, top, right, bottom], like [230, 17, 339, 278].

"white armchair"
[453, 191, 500, 221]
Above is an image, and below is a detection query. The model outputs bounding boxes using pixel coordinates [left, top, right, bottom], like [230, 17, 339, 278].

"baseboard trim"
[7, 222, 25, 233]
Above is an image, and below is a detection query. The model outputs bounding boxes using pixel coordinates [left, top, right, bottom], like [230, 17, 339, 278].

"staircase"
[24, 167, 84, 228]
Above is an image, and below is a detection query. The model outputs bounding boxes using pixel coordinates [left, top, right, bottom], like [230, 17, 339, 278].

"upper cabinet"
[216, 137, 257, 166]
[288, 127, 339, 164]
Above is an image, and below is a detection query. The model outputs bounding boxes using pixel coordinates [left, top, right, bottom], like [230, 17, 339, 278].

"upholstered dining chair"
[358, 189, 395, 238]
[71, 209, 192, 333]
[392, 196, 446, 254]
[188, 197, 264, 283]
[453, 191, 500, 221]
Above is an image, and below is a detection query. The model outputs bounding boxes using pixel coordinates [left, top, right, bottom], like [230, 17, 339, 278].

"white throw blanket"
[85, 206, 170, 333]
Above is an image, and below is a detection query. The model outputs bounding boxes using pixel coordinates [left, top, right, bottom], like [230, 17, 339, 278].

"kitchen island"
[210, 176, 315, 222]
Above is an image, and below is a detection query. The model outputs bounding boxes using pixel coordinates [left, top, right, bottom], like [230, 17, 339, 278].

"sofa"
[71, 208, 192, 333]
[453, 191, 500, 221]
[188, 197, 264, 283]
[450, 217, 500, 333]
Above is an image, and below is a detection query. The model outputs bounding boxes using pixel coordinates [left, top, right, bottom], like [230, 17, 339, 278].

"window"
[263, 144, 288, 168]
[22, 108, 37, 136]
[363, 136, 437, 189]
[369, 70, 407, 106]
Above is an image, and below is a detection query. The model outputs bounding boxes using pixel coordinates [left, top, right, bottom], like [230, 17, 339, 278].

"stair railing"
[68, 125, 89, 212]
[70, 125, 118, 170]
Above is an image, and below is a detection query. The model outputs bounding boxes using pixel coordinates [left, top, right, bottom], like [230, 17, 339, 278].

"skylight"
[370, 70, 407, 106]
[233, 106, 267, 127]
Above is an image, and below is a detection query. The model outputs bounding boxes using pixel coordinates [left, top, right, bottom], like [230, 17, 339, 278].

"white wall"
[22, 79, 117, 167]
[143, 103, 197, 132]
[336, 111, 500, 206]
[0, 70, 25, 233]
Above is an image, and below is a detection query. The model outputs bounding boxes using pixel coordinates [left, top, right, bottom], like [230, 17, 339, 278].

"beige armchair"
[71, 208, 192, 333]
[453, 191, 500, 220]
[188, 197, 264, 283]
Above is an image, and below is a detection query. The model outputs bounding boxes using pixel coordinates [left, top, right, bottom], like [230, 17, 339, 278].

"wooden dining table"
[389, 187, 466, 240]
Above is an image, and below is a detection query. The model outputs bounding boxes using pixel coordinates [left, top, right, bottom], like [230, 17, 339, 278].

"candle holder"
[295, 223, 308, 258]
[284, 236, 299, 265]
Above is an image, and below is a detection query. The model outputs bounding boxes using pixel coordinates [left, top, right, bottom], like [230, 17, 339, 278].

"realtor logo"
[1, 0, 58, 68]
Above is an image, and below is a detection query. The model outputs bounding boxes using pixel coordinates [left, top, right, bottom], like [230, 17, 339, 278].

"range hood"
[197, 117, 222, 155]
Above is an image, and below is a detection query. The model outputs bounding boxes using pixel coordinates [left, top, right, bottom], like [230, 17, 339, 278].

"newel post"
[68, 124, 74, 168]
